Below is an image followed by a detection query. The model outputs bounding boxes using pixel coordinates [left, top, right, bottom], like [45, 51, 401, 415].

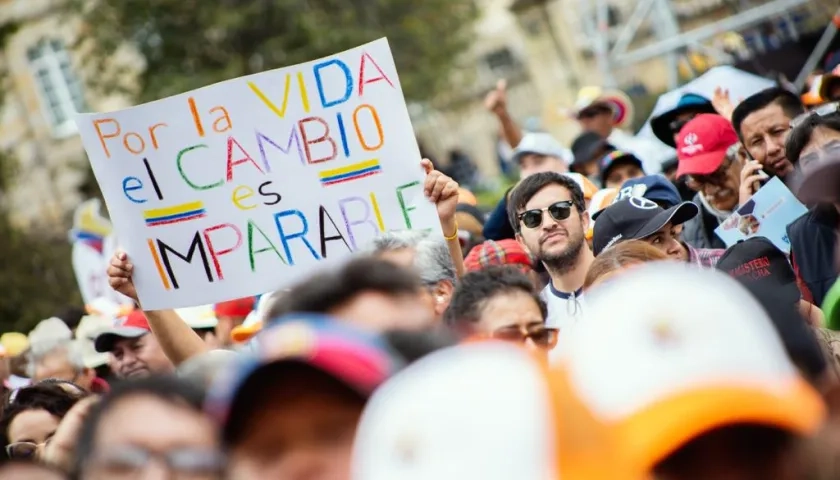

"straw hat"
[565, 86, 635, 130]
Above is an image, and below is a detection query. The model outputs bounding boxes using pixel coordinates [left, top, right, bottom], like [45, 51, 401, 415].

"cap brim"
[230, 323, 263, 343]
[94, 328, 149, 353]
[618, 378, 825, 472]
[635, 202, 699, 240]
[651, 111, 680, 148]
[676, 150, 727, 178]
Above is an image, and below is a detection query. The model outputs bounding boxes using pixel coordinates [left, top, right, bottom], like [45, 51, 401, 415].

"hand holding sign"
[421, 158, 459, 225]
[108, 251, 138, 304]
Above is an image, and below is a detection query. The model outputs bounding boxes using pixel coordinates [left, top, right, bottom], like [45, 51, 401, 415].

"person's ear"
[432, 281, 455, 314]
[581, 210, 591, 234]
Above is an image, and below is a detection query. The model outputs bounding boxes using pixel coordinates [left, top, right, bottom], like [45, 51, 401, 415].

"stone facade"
[0, 0, 132, 230]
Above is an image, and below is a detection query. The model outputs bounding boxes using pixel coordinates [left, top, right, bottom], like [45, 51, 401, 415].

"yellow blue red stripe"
[319, 159, 382, 186]
[143, 201, 206, 227]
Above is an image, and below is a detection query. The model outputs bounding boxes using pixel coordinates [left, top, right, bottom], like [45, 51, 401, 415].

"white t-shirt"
[541, 283, 586, 362]
[541, 284, 585, 331]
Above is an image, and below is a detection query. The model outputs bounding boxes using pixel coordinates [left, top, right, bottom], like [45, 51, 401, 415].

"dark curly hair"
[443, 266, 547, 332]
[0, 383, 85, 457]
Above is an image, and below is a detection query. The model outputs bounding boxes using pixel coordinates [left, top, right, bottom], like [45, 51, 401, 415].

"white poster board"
[75, 38, 439, 310]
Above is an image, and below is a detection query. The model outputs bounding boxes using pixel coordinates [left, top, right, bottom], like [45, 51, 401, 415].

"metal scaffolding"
[580, 0, 814, 90]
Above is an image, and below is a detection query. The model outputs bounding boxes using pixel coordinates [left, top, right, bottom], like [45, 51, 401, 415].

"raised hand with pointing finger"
[484, 79, 508, 116]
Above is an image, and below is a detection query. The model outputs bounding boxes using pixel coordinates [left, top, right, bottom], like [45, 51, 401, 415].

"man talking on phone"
[730, 88, 806, 203]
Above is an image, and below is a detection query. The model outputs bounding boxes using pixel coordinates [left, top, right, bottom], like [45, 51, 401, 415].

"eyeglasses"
[518, 201, 573, 229]
[88, 446, 225, 479]
[6, 440, 48, 459]
[790, 102, 840, 129]
[685, 157, 733, 190]
[492, 325, 559, 350]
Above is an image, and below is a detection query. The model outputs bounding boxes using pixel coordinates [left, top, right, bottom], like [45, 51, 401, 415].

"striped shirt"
[685, 243, 725, 268]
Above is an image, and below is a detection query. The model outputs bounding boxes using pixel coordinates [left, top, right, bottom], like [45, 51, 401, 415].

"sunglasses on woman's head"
[518, 201, 573, 229]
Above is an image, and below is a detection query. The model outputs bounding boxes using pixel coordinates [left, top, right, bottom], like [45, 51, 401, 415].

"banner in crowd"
[69, 199, 134, 307]
[75, 38, 439, 310]
[715, 177, 807, 253]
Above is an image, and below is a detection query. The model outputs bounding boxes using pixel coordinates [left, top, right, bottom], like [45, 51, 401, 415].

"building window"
[27, 39, 87, 138]
[483, 48, 518, 75]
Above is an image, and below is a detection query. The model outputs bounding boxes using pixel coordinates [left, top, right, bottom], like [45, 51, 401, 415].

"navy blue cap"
[616, 175, 682, 208]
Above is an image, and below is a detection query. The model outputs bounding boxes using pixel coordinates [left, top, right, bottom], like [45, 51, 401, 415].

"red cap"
[675, 114, 739, 177]
[464, 239, 533, 273]
[214, 297, 256, 318]
[93, 310, 151, 353]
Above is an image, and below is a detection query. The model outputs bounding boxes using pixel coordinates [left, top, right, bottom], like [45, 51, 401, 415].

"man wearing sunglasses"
[783, 107, 840, 307]
[507, 172, 594, 341]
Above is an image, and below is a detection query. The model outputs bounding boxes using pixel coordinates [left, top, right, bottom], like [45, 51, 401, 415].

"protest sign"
[715, 177, 807, 253]
[69, 199, 134, 306]
[75, 38, 440, 310]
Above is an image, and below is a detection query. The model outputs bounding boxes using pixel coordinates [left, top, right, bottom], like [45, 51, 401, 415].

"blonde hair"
[584, 240, 669, 289]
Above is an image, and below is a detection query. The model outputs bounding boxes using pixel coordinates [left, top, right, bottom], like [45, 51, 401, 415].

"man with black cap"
[569, 131, 615, 180]
[716, 237, 827, 382]
[597, 150, 645, 188]
[592, 197, 724, 267]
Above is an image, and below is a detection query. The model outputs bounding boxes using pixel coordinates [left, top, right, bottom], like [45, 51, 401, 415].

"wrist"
[441, 218, 458, 239]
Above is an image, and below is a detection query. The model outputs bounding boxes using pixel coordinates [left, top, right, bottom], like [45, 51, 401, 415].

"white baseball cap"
[560, 263, 826, 472]
[176, 305, 219, 330]
[352, 341, 643, 480]
[512, 133, 573, 166]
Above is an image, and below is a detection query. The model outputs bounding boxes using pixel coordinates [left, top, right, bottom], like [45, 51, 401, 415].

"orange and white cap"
[352, 341, 643, 480]
[560, 263, 826, 472]
[586, 188, 618, 240]
[563, 173, 599, 201]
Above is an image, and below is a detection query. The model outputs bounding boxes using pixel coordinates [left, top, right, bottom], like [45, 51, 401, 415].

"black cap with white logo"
[592, 197, 699, 255]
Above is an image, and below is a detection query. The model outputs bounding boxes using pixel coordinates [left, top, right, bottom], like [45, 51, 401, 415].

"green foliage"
[66, 0, 478, 103]
[0, 216, 82, 333]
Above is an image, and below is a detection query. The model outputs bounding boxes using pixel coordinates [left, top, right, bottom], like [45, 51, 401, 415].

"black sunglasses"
[492, 326, 559, 350]
[518, 201, 573, 229]
[668, 115, 697, 135]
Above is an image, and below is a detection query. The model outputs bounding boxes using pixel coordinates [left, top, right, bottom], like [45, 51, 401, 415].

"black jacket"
[786, 205, 838, 306]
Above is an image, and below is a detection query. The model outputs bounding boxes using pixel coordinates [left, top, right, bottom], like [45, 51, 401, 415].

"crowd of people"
[0, 51, 840, 480]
